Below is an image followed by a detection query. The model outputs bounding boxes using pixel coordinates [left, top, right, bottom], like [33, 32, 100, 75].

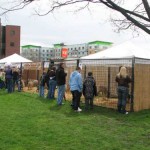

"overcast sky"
[0, 0, 150, 48]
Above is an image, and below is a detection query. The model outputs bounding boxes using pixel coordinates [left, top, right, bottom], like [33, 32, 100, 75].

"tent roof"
[81, 42, 150, 60]
[0, 53, 32, 63]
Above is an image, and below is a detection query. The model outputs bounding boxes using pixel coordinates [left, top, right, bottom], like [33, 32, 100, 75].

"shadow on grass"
[47, 99, 120, 119]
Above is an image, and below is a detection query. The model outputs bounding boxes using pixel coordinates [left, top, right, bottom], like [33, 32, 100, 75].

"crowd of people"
[0, 65, 22, 93]
[39, 63, 98, 112]
[0, 62, 132, 114]
[39, 62, 132, 114]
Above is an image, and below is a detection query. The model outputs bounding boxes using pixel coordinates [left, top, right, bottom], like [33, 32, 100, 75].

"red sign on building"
[61, 48, 68, 58]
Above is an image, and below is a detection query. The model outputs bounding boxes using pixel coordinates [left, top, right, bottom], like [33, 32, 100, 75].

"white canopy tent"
[81, 42, 150, 60]
[0, 53, 32, 64]
[80, 42, 150, 65]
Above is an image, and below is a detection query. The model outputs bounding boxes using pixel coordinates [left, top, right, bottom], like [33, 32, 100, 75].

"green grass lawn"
[0, 90, 150, 150]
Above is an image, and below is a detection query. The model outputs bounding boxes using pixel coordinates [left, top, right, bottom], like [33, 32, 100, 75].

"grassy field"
[0, 90, 150, 150]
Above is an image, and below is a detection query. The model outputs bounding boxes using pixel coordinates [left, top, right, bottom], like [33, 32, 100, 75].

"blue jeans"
[18, 79, 22, 92]
[0, 80, 5, 89]
[39, 85, 45, 97]
[7, 78, 13, 93]
[47, 80, 56, 99]
[57, 84, 65, 105]
[13, 79, 18, 92]
[117, 86, 128, 113]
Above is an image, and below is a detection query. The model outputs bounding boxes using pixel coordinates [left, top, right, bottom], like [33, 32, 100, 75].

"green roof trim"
[21, 45, 41, 49]
[88, 41, 113, 45]
[53, 43, 66, 48]
[53, 44, 62, 48]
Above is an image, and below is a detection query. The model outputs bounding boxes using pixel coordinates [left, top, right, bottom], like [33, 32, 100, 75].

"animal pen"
[20, 57, 150, 112]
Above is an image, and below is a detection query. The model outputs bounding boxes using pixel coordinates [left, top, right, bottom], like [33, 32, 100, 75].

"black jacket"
[56, 67, 67, 86]
[83, 76, 97, 98]
[116, 75, 132, 88]
[40, 73, 46, 86]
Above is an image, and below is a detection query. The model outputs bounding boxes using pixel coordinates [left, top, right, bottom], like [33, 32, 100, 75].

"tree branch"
[0, 0, 150, 34]
[142, 0, 150, 19]
[102, 0, 150, 34]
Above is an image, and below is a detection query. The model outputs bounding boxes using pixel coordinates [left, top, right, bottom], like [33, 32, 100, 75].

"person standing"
[45, 69, 50, 90]
[5, 65, 13, 93]
[12, 68, 19, 92]
[56, 62, 67, 105]
[47, 66, 57, 99]
[39, 70, 46, 98]
[116, 66, 132, 114]
[83, 72, 97, 110]
[17, 71, 22, 92]
[0, 68, 5, 89]
[69, 67, 83, 112]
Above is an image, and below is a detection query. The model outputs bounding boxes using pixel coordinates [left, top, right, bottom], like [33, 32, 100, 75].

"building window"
[10, 30, 15, 36]
[82, 47, 84, 49]
[10, 42, 15, 47]
[79, 47, 81, 50]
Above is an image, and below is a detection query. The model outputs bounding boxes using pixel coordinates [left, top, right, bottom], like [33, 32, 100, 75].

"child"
[39, 70, 46, 97]
[83, 72, 97, 110]
[0, 68, 5, 89]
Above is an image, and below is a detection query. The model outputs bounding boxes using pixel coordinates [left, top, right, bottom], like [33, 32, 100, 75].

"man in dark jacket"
[56, 62, 67, 105]
[5, 65, 13, 93]
[12, 68, 19, 92]
[47, 66, 57, 99]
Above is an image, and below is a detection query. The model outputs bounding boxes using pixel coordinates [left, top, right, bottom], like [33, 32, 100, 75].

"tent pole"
[130, 57, 135, 112]
[107, 67, 110, 98]
[18, 62, 22, 92]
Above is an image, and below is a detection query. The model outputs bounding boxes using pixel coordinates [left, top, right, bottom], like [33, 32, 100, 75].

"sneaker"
[75, 109, 82, 112]
[78, 107, 82, 111]
[58, 103, 65, 106]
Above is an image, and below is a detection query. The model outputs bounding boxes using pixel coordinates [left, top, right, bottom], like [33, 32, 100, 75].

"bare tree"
[0, 0, 150, 34]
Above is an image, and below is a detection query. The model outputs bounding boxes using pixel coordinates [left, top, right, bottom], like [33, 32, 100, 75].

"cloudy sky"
[0, 0, 150, 48]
